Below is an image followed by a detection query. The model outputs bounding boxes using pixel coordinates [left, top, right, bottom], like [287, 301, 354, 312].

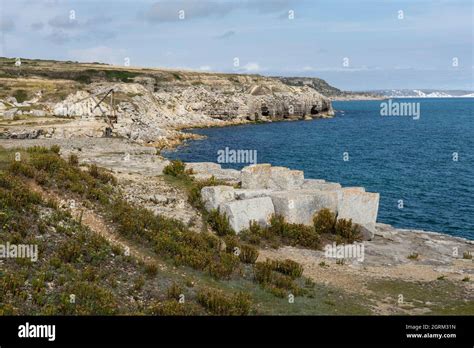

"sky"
[0, 0, 472, 91]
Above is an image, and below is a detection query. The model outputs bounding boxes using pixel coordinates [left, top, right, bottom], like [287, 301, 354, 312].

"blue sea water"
[164, 98, 474, 239]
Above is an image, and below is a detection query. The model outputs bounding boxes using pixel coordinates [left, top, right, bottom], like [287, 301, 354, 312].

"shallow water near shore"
[165, 98, 474, 240]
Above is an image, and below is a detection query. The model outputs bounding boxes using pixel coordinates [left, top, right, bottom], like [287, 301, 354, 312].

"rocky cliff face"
[0, 58, 334, 144]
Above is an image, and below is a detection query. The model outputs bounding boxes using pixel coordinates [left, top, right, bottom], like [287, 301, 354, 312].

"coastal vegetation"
[0, 146, 471, 316]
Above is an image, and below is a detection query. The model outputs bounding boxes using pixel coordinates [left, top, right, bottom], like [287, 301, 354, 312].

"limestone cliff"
[0, 57, 334, 143]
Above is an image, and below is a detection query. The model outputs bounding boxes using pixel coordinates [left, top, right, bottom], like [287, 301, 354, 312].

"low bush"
[239, 244, 259, 264]
[270, 259, 304, 279]
[13, 89, 28, 103]
[166, 283, 183, 301]
[313, 208, 336, 234]
[163, 160, 187, 177]
[240, 215, 321, 249]
[253, 261, 304, 297]
[68, 154, 79, 166]
[147, 300, 202, 315]
[334, 219, 362, 243]
[207, 209, 235, 236]
[144, 263, 158, 278]
[208, 253, 240, 279]
[197, 289, 251, 315]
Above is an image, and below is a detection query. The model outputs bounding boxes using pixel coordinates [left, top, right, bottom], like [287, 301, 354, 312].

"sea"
[164, 98, 474, 240]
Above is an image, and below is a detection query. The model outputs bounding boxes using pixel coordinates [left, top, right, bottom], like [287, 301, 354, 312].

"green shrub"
[208, 253, 240, 279]
[334, 218, 362, 243]
[163, 160, 187, 177]
[50, 145, 61, 154]
[88, 164, 116, 185]
[239, 244, 259, 264]
[207, 209, 235, 236]
[166, 283, 183, 301]
[197, 289, 251, 315]
[68, 154, 79, 166]
[144, 263, 158, 277]
[13, 89, 28, 103]
[313, 208, 336, 234]
[270, 259, 303, 279]
[254, 261, 304, 297]
[147, 300, 202, 315]
[8, 161, 36, 178]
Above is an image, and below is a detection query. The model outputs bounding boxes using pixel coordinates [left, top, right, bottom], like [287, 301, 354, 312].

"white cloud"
[199, 65, 211, 71]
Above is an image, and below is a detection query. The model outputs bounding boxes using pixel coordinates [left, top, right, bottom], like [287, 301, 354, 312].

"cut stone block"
[234, 189, 273, 200]
[241, 164, 304, 190]
[337, 189, 379, 225]
[268, 166, 305, 190]
[201, 185, 235, 211]
[241, 164, 272, 189]
[219, 197, 275, 233]
[269, 189, 341, 225]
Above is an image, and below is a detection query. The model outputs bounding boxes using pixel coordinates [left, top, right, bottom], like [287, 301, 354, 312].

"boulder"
[201, 185, 235, 211]
[337, 188, 379, 225]
[3, 108, 17, 120]
[31, 109, 46, 117]
[219, 197, 275, 233]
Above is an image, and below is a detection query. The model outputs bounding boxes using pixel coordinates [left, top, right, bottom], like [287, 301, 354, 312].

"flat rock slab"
[219, 196, 275, 233]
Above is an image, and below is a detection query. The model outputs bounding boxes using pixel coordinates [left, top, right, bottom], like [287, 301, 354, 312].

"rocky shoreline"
[0, 136, 472, 313]
[0, 59, 472, 308]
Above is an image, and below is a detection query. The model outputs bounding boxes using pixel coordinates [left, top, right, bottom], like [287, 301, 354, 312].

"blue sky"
[0, 0, 472, 90]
